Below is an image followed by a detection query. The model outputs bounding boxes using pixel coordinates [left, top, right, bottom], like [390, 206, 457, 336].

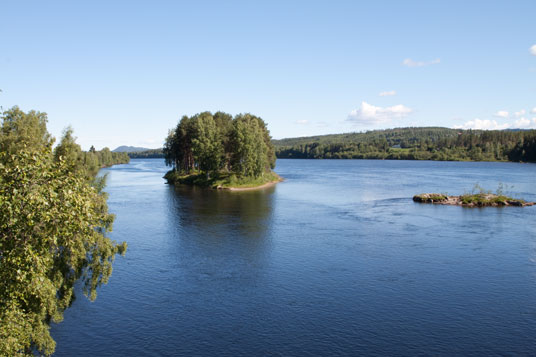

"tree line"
[128, 148, 163, 158]
[274, 127, 536, 162]
[164, 111, 276, 179]
[0, 106, 127, 356]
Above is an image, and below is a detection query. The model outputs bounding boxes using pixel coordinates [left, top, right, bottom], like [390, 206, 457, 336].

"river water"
[52, 159, 536, 356]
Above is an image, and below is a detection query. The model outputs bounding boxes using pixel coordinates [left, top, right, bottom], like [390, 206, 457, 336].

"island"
[413, 193, 535, 207]
[163, 111, 282, 190]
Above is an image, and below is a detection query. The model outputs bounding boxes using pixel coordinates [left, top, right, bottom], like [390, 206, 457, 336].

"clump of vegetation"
[163, 111, 278, 189]
[0, 107, 127, 356]
[413, 193, 449, 203]
[459, 184, 525, 206]
[414, 183, 534, 207]
[165, 170, 281, 189]
[458, 193, 519, 206]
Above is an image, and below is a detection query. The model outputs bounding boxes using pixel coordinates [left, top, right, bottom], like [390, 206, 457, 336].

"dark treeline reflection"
[165, 185, 276, 276]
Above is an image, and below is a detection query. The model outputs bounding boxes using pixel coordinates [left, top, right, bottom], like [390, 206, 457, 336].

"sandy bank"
[220, 177, 284, 192]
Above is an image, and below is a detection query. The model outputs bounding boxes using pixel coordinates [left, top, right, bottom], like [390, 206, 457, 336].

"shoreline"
[221, 177, 284, 191]
[164, 170, 283, 191]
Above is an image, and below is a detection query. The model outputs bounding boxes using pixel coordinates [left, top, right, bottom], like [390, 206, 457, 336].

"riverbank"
[413, 193, 535, 207]
[164, 170, 283, 191]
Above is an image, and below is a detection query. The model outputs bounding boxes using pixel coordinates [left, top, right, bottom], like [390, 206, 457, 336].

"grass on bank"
[459, 193, 525, 206]
[460, 183, 526, 206]
[164, 170, 281, 189]
[414, 182, 531, 207]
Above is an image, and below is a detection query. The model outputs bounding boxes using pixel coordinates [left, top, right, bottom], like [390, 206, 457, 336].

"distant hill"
[272, 127, 536, 162]
[112, 146, 151, 153]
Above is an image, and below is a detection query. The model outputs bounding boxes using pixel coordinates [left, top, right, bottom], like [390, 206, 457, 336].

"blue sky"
[1, 0, 535, 149]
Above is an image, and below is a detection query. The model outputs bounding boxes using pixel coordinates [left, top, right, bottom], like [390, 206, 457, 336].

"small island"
[163, 111, 281, 190]
[413, 193, 535, 207]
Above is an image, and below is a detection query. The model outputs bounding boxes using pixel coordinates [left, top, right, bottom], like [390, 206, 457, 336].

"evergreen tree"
[191, 112, 223, 178]
[230, 114, 268, 178]
[163, 111, 276, 179]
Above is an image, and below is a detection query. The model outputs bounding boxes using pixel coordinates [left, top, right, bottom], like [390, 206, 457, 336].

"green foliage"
[413, 193, 448, 203]
[164, 111, 275, 182]
[414, 189, 531, 207]
[273, 127, 536, 163]
[191, 112, 224, 177]
[459, 193, 521, 206]
[0, 107, 127, 356]
[230, 114, 269, 178]
[459, 183, 525, 206]
[128, 148, 164, 158]
[0, 106, 54, 154]
[164, 170, 281, 189]
[51, 126, 129, 178]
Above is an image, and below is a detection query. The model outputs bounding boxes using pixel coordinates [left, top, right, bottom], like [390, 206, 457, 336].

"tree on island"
[164, 111, 277, 187]
[191, 112, 224, 179]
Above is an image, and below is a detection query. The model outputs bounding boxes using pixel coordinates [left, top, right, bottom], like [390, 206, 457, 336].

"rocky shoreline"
[413, 193, 535, 207]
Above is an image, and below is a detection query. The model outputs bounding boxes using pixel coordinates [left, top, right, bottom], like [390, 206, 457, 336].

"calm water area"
[51, 159, 536, 356]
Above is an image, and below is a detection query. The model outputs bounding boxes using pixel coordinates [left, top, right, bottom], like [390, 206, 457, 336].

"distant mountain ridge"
[112, 146, 151, 153]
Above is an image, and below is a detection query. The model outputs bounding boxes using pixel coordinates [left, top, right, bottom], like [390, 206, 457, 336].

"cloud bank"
[530, 44, 536, 56]
[454, 119, 510, 130]
[455, 117, 536, 130]
[348, 101, 412, 125]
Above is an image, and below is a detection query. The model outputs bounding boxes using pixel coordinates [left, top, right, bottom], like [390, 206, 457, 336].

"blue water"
[52, 159, 536, 356]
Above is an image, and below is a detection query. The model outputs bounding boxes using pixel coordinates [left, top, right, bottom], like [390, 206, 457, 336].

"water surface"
[52, 159, 536, 356]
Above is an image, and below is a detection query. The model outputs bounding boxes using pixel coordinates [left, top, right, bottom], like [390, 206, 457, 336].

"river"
[52, 159, 536, 356]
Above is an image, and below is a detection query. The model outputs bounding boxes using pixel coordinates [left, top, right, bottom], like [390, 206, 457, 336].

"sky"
[1, 0, 535, 150]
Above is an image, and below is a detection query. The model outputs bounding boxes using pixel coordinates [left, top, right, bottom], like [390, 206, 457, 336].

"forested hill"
[128, 148, 164, 158]
[273, 127, 536, 162]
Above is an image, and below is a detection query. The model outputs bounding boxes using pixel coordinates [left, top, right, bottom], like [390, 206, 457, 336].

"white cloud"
[494, 110, 509, 118]
[379, 90, 396, 97]
[513, 117, 536, 129]
[531, 107, 536, 114]
[530, 44, 536, 56]
[347, 101, 413, 125]
[295, 119, 309, 125]
[514, 109, 526, 117]
[454, 117, 536, 130]
[402, 58, 440, 67]
[454, 119, 510, 130]
[514, 117, 531, 128]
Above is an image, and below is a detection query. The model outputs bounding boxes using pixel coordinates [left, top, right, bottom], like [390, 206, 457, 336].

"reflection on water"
[164, 185, 276, 284]
[51, 159, 536, 356]
[168, 185, 275, 237]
